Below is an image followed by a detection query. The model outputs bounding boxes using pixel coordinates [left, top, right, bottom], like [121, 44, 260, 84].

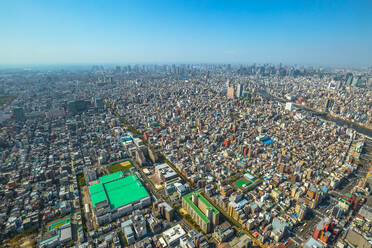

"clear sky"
[1, 0, 371, 66]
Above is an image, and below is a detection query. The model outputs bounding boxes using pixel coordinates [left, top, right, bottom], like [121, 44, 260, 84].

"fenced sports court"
[47, 216, 70, 231]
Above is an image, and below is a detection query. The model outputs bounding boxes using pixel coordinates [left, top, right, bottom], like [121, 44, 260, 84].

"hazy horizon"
[1, 0, 372, 66]
[0, 62, 370, 70]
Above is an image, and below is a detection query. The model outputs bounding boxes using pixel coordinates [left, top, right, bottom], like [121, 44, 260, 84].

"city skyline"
[0, 43, 371, 247]
[1, 0, 372, 66]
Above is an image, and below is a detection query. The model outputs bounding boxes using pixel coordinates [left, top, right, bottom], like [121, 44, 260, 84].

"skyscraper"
[236, 83, 242, 98]
[226, 80, 230, 88]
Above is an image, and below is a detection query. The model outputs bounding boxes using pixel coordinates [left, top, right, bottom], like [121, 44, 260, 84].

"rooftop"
[162, 224, 186, 246]
[183, 191, 219, 223]
[89, 173, 149, 209]
[99, 171, 123, 184]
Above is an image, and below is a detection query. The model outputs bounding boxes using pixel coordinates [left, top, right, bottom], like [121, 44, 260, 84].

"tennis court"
[47, 216, 70, 231]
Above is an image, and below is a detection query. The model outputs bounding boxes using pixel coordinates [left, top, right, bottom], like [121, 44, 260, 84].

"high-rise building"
[95, 98, 104, 110]
[331, 205, 343, 219]
[345, 73, 353, 85]
[148, 145, 158, 164]
[296, 202, 308, 221]
[226, 80, 230, 88]
[227, 87, 235, 99]
[351, 76, 359, 87]
[236, 83, 242, 98]
[154, 201, 175, 222]
[182, 192, 220, 233]
[13, 107, 25, 122]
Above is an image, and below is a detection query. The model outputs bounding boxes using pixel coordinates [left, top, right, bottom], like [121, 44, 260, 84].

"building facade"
[182, 192, 220, 233]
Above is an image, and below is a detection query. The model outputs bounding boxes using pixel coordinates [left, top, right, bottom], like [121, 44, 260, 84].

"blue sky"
[0, 0, 371, 66]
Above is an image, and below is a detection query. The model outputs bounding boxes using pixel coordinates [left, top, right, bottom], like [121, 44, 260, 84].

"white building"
[285, 102, 294, 111]
[162, 224, 186, 247]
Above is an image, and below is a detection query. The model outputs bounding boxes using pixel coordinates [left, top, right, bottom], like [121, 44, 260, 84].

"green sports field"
[233, 177, 255, 190]
[235, 179, 248, 187]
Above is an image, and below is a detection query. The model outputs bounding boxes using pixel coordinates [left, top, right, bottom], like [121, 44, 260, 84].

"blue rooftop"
[264, 139, 274, 145]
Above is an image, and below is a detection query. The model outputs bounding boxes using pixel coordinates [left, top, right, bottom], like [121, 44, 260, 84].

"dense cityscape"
[0, 64, 371, 248]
